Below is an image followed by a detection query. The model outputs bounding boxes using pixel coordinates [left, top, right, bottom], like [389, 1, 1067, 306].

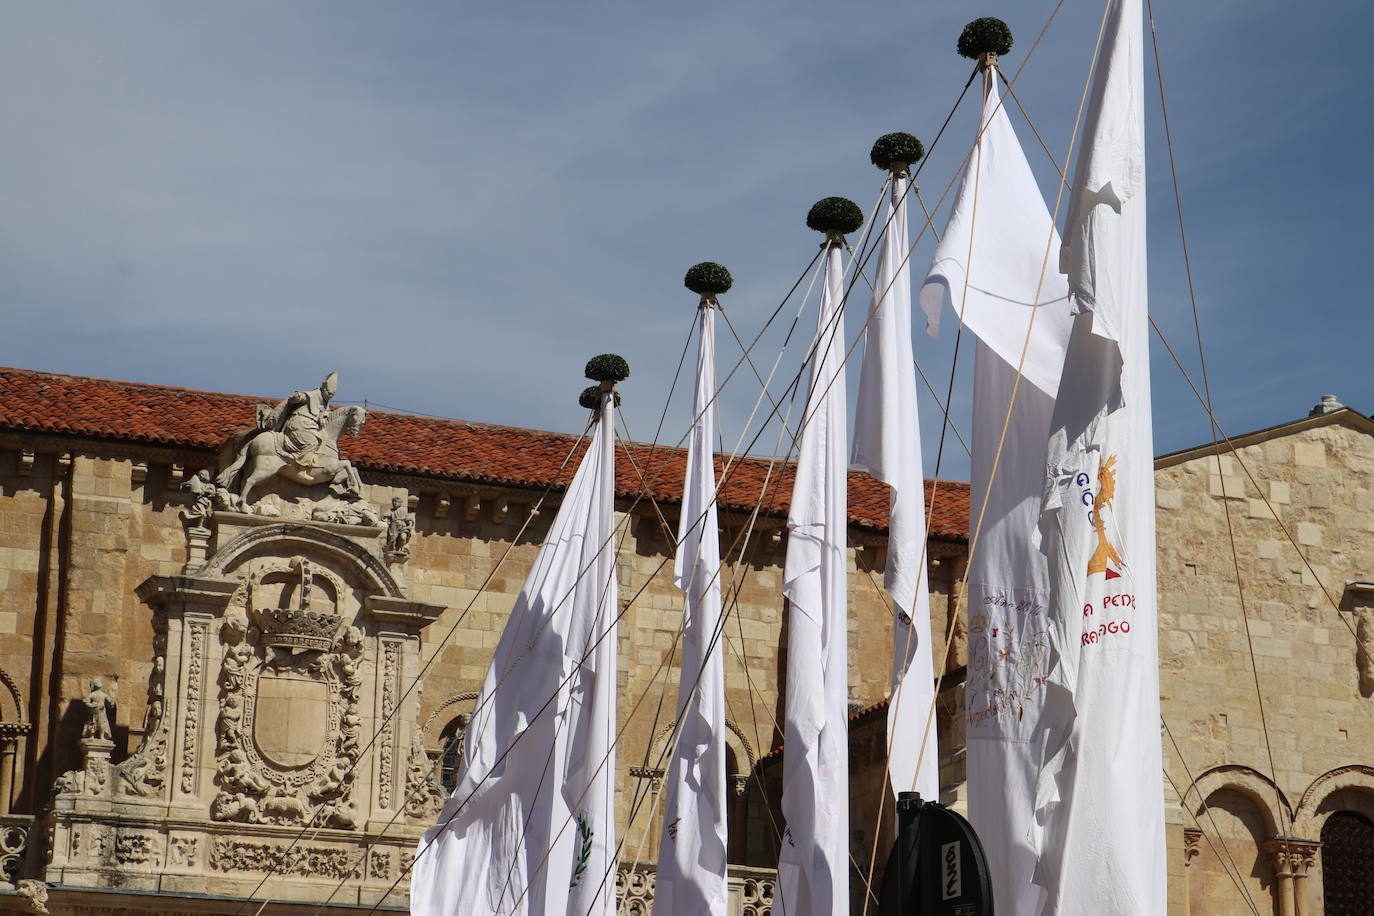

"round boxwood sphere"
[684, 262, 733, 296]
[957, 17, 1013, 59]
[806, 197, 864, 236]
[579, 385, 622, 410]
[584, 353, 630, 383]
[869, 132, 925, 171]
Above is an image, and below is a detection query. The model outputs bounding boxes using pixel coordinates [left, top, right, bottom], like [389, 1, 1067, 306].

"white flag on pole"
[778, 243, 850, 916]
[1033, 0, 1166, 911]
[919, 76, 1071, 916]
[852, 174, 938, 804]
[654, 301, 728, 915]
[412, 391, 620, 916]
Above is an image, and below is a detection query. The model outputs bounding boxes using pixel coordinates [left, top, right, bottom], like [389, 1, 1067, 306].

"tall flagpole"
[778, 197, 860, 916]
[1032, 0, 1167, 911]
[654, 263, 731, 915]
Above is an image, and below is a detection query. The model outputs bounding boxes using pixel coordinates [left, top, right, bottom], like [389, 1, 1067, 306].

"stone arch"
[420, 691, 480, 793]
[1183, 764, 1294, 837]
[1294, 765, 1374, 837]
[0, 666, 24, 725]
[203, 523, 403, 598]
[646, 716, 756, 777]
[422, 690, 481, 739]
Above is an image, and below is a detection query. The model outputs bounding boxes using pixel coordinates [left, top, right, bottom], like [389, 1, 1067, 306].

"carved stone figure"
[382, 496, 414, 559]
[80, 679, 114, 740]
[215, 372, 367, 507]
[179, 469, 216, 524]
[1356, 607, 1374, 697]
[15, 879, 48, 913]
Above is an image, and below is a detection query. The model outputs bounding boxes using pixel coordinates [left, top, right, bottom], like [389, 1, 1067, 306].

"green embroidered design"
[569, 813, 594, 889]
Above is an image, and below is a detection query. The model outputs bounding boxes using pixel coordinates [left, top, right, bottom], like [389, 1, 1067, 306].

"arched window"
[1321, 810, 1374, 914]
[437, 714, 469, 793]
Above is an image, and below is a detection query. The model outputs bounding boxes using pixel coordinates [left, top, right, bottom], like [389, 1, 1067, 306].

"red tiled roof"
[0, 367, 969, 539]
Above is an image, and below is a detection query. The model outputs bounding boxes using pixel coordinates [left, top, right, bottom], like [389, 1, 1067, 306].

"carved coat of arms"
[213, 560, 364, 829]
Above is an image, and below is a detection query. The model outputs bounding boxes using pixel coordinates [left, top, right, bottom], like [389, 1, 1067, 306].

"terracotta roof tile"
[0, 367, 969, 539]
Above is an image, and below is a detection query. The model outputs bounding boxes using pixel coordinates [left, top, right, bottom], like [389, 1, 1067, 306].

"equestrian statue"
[217, 371, 367, 507]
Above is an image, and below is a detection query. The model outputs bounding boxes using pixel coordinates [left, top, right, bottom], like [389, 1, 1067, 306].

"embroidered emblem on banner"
[1086, 455, 1124, 579]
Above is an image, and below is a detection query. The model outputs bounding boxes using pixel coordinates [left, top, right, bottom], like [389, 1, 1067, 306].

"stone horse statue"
[217, 373, 367, 508]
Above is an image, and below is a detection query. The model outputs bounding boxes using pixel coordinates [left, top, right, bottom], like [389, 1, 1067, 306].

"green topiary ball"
[957, 17, 1014, 59]
[579, 385, 622, 410]
[584, 353, 630, 383]
[869, 132, 925, 171]
[806, 197, 864, 236]
[684, 262, 733, 296]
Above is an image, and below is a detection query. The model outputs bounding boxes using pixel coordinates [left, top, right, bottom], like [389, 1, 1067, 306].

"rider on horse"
[258, 371, 339, 469]
[217, 371, 366, 508]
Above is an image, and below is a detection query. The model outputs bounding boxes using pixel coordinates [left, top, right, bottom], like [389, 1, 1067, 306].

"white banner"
[778, 244, 850, 916]
[412, 392, 619, 916]
[853, 174, 939, 803]
[1032, 0, 1167, 911]
[655, 302, 728, 914]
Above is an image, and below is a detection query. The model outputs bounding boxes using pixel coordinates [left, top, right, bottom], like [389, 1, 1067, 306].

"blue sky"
[2, 1, 1369, 481]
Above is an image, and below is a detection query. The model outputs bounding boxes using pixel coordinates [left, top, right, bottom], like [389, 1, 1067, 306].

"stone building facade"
[0, 366, 1368, 915]
[0, 367, 967, 915]
[1156, 402, 1374, 916]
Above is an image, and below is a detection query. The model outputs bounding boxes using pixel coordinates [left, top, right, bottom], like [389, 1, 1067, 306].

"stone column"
[0, 723, 27, 814]
[0, 735, 15, 814]
[1288, 840, 1320, 916]
[1263, 837, 1320, 916]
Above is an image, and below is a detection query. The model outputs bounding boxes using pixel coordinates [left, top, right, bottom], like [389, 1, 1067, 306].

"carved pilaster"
[377, 640, 401, 811]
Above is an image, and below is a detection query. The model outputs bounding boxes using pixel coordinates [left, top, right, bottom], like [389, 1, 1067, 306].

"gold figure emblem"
[1087, 455, 1124, 578]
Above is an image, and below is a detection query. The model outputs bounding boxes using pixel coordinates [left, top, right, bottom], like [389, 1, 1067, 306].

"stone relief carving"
[167, 835, 198, 868]
[378, 641, 400, 810]
[1355, 606, 1374, 697]
[14, 878, 48, 914]
[403, 729, 444, 821]
[213, 371, 374, 524]
[114, 630, 169, 797]
[0, 822, 28, 886]
[211, 561, 364, 829]
[114, 831, 159, 866]
[73, 824, 111, 864]
[180, 469, 217, 526]
[209, 838, 359, 880]
[369, 848, 392, 881]
[180, 624, 206, 795]
[1182, 827, 1202, 866]
[41, 493, 444, 902]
